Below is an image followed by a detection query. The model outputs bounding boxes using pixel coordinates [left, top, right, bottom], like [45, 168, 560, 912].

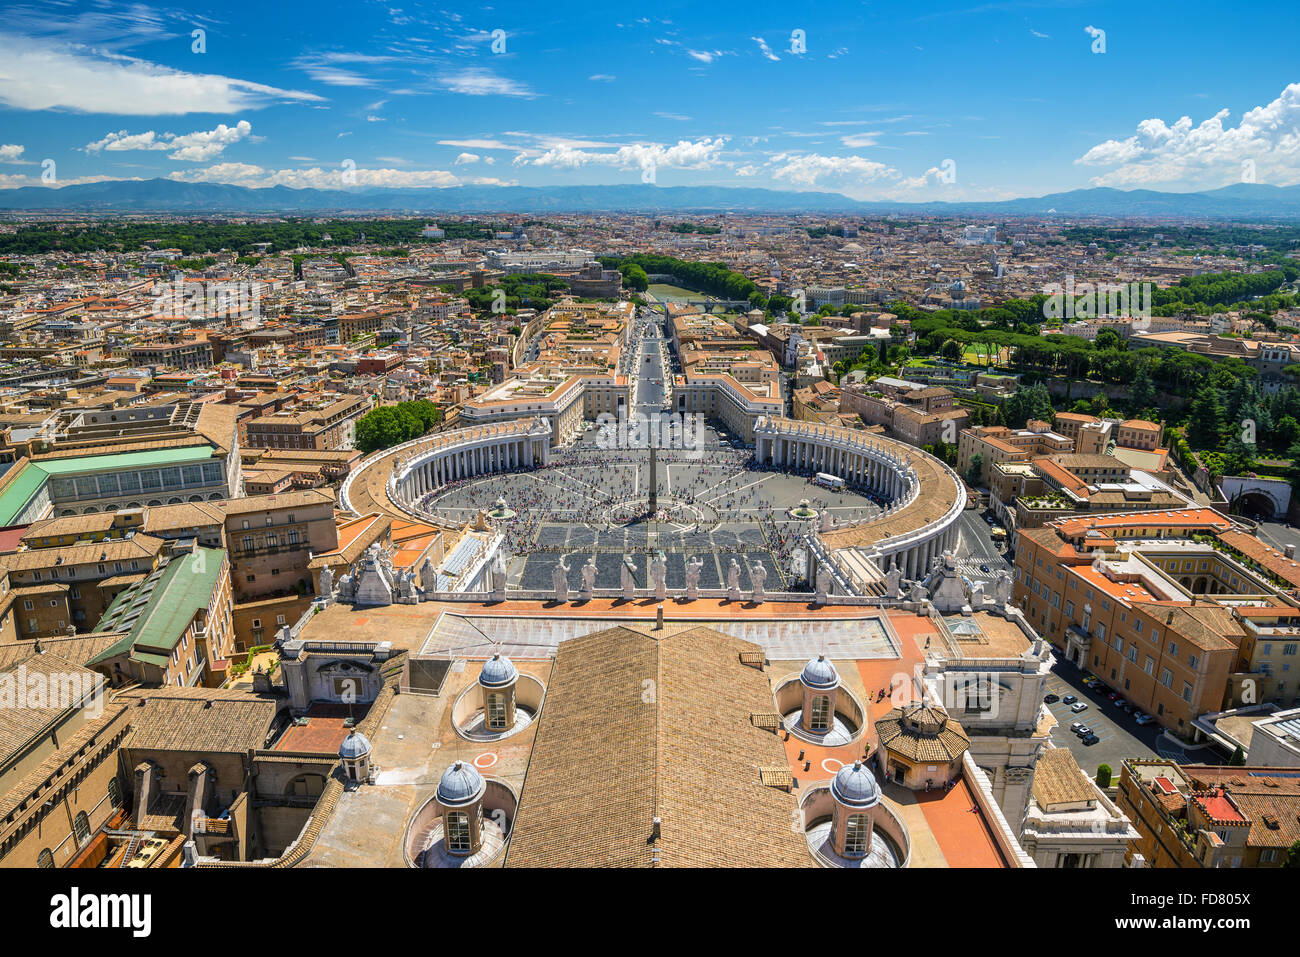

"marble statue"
[994, 569, 1012, 608]
[420, 556, 438, 594]
[726, 558, 742, 601]
[318, 564, 334, 602]
[971, 581, 986, 607]
[621, 556, 638, 601]
[685, 556, 704, 600]
[820, 510, 833, 533]
[751, 561, 767, 601]
[651, 552, 668, 602]
[815, 565, 832, 603]
[885, 562, 902, 599]
[552, 557, 571, 603]
[580, 557, 597, 599]
[491, 552, 508, 602]
[909, 580, 930, 603]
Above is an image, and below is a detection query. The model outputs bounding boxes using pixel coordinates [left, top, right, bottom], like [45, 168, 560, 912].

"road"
[632, 312, 670, 415]
[951, 509, 1012, 584]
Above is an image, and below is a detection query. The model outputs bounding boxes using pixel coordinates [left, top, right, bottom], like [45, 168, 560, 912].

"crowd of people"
[411, 438, 884, 591]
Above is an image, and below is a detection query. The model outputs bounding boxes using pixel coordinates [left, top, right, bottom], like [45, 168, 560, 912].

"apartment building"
[244, 393, 370, 451]
[1013, 509, 1300, 736]
[91, 545, 235, 688]
[1118, 760, 1300, 867]
[958, 421, 1073, 486]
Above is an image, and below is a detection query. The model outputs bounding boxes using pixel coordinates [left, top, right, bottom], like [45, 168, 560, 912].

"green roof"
[91, 547, 226, 666]
[38, 445, 213, 476]
[0, 446, 215, 526]
[0, 462, 48, 527]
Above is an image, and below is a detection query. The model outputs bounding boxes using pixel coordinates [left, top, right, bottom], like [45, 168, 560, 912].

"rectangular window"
[446, 811, 471, 852]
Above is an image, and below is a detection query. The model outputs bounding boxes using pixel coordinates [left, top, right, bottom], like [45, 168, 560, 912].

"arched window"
[38, 848, 54, 869]
[486, 692, 507, 730]
[73, 812, 91, 847]
[107, 776, 122, 808]
[809, 694, 831, 732]
[844, 813, 868, 856]
[446, 811, 471, 852]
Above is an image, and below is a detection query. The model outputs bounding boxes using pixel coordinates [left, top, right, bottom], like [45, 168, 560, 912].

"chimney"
[655, 604, 664, 630]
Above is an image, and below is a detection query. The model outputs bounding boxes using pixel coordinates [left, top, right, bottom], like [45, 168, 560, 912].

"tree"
[1285, 839, 1300, 868]
[940, 339, 962, 361]
[1187, 385, 1225, 448]
[353, 399, 441, 453]
[966, 453, 984, 487]
[1130, 364, 1158, 410]
[618, 262, 649, 292]
[1221, 434, 1256, 478]
[1095, 764, 1112, 788]
[1229, 744, 1246, 766]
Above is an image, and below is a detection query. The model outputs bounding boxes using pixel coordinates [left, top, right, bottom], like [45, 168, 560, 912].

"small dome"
[832, 760, 882, 808]
[479, 653, 518, 688]
[338, 730, 371, 760]
[801, 654, 840, 690]
[437, 760, 486, 808]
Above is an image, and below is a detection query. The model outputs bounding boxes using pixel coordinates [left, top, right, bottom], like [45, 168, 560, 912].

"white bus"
[815, 472, 845, 491]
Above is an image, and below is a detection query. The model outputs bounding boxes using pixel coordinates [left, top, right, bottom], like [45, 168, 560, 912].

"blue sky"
[1, 0, 1297, 199]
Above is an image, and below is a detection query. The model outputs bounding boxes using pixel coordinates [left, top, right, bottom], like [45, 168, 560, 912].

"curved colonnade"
[341, 415, 963, 590]
[753, 417, 965, 582]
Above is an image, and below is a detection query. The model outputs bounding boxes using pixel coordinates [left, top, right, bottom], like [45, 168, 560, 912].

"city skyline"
[1, 0, 1298, 201]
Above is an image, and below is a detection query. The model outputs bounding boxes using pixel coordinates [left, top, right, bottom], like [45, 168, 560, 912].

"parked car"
[979, 563, 990, 573]
[1044, 693, 1060, 704]
[1069, 721, 1086, 733]
[1073, 724, 1092, 737]
[1062, 694, 1078, 705]
[1081, 733, 1100, 746]
[1134, 713, 1155, 725]
[1070, 702, 1089, 713]
[1108, 691, 1122, 701]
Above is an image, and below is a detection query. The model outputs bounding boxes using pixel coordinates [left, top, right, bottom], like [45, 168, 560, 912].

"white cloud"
[167, 163, 461, 189]
[0, 34, 322, 114]
[1076, 82, 1300, 188]
[85, 120, 253, 162]
[454, 152, 480, 165]
[840, 132, 881, 148]
[437, 138, 515, 150]
[686, 50, 721, 64]
[439, 68, 535, 98]
[0, 144, 25, 163]
[526, 137, 728, 175]
[0, 173, 145, 190]
[292, 52, 395, 88]
[769, 152, 897, 188]
[751, 37, 779, 62]
[589, 74, 616, 82]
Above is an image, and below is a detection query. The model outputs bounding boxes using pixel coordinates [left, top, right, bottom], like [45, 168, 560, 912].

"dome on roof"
[437, 760, 486, 808]
[338, 730, 371, 760]
[479, 653, 518, 688]
[831, 760, 882, 808]
[800, 654, 840, 690]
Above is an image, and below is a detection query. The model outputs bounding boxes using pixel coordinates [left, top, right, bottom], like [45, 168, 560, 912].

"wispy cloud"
[0, 33, 322, 114]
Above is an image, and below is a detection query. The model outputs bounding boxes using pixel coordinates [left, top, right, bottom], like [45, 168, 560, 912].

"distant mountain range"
[2, 177, 1300, 220]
